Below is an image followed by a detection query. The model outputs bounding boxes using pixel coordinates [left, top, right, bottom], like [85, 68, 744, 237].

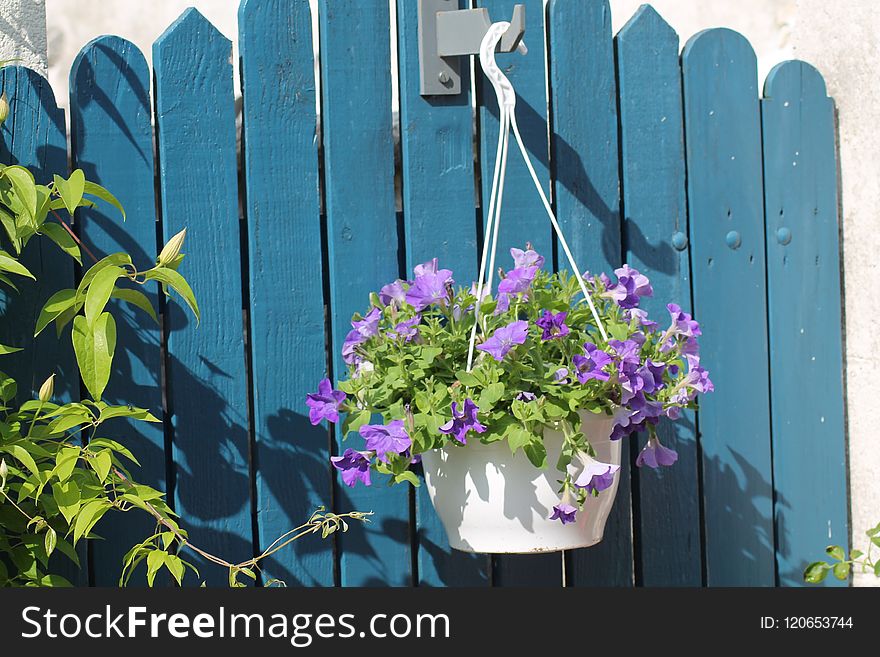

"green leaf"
[146, 549, 166, 587]
[0, 343, 22, 354]
[507, 426, 532, 454]
[0, 249, 34, 279]
[111, 288, 158, 323]
[54, 446, 80, 483]
[165, 554, 185, 586]
[35, 289, 78, 337]
[78, 253, 132, 293]
[144, 267, 200, 322]
[52, 480, 80, 524]
[850, 549, 864, 560]
[87, 438, 139, 466]
[72, 312, 116, 401]
[37, 574, 72, 587]
[341, 409, 371, 436]
[825, 545, 846, 561]
[46, 412, 91, 435]
[91, 450, 112, 483]
[832, 561, 850, 581]
[394, 470, 421, 487]
[53, 170, 85, 217]
[83, 180, 125, 220]
[455, 370, 481, 387]
[0, 272, 19, 292]
[39, 222, 81, 264]
[3, 165, 37, 219]
[478, 382, 505, 410]
[874, 562, 880, 578]
[44, 527, 57, 558]
[523, 440, 547, 469]
[85, 266, 123, 326]
[2, 444, 39, 477]
[73, 499, 110, 544]
[803, 561, 829, 584]
[99, 404, 160, 423]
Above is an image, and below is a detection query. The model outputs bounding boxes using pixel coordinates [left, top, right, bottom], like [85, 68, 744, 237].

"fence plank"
[0, 66, 83, 585]
[319, 0, 411, 586]
[761, 61, 847, 587]
[476, 0, 558, 587]
[154, 8, 252, 585]
[69, 37, 165, 586]
[396, 0, 490, 586]
[548, 0, 631, 588]
[239, 0, 333, 587]
[615, 6, 702, 586]
[682, 28, 775, 586]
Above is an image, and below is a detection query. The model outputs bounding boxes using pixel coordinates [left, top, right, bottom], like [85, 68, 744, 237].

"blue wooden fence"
[0, 0, 847, 587]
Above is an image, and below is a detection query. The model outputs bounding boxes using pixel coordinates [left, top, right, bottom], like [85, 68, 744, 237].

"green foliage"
[804, 521, 880, 583]
[0, 158, 367, 587]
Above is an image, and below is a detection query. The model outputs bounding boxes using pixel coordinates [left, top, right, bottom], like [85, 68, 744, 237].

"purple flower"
[535, 310, 569, 341]
[572, 343, 612, 383]
[413, 258, 439, 277]
[331, 449, 372, 487]
[493, 292, 511, 315]
[573, 455, 620, 494]
[608, 339, 642, 367]
[498, 266, 538, 296]
[379, 279, 408, 306]
[550, 502, 577, 525]
[359, 420, 412, 463]
[604, 265, 652, 309]
[515, 391, 537, 402]
[553, 367, 570, 383]
[387, 316, 421, 342]
[510, 247, 545, 270]
[341, 328, 366, 365]
[438, 398, 487, 445]
[636, 436, 679, 469]
[667, 303, 702, 337]
[352, 307, 381, 338]
[306, 378, 347, 425]
[626, 307, 658, 331]
[476, 320, 529, 361]
[405, 269, 454, 311]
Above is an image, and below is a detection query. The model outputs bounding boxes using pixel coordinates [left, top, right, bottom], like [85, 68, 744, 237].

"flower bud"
[0, 457, 8, 483]
[0, 93, 8, 126]
[38, 374, 54, 403]
[157, 228, 187, 267]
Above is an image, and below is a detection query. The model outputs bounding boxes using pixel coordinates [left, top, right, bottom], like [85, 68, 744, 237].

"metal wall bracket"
[418, 0, 526, 96]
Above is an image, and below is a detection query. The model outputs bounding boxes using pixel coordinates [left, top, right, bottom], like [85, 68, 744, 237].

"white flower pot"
[422, 410, 624, 554]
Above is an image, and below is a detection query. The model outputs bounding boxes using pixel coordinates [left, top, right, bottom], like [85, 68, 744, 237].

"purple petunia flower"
[476, 320, 529, 361]
[341, 328, 366, 365]
[572, 343, 612, 383]
[405, 269, 454, 311]
[413, 258, 439, 277]
[352, 307, 381, 339]
[550, 499, 578, 525]
[626, 307, 659, 332]
[510, 247, 545, 270]
[553, 367, 570, 383]
[379, 279, 408, 306]
[387, 316, 421, 342]
[535, 310, 569, 341]
[331, 448, 372, 487]
[608, 339, 642, 367]
[438, 398, 487, 445]
[359, 420, 413, 463]
[498, 266, 538, 296]
[667, 303, 702, 337]
[306, 378, 347, 425]
[573, 454, 620, 494]
[604, 265, 653, 309]
[636, 436, 679, 469]
[515, 391, 537, 402]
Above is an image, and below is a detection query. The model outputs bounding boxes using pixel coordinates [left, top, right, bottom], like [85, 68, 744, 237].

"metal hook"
[419, 1, 527, 96]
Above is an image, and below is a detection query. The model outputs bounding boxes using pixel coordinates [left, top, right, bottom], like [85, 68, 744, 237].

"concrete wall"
[1, 1, 874, 585]
[0, 0, 47, 74]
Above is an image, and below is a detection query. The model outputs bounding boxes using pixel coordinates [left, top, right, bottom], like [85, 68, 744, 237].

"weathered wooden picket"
[0, 0, 847, 587]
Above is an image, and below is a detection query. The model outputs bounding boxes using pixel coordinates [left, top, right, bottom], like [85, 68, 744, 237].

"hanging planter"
[305, 22, 713, 554]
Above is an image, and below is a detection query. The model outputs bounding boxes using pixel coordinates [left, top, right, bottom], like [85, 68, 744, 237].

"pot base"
[422, 410, 624, 554]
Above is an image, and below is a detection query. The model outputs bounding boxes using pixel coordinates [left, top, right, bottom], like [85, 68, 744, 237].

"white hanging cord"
[466, 23, 607, 373]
